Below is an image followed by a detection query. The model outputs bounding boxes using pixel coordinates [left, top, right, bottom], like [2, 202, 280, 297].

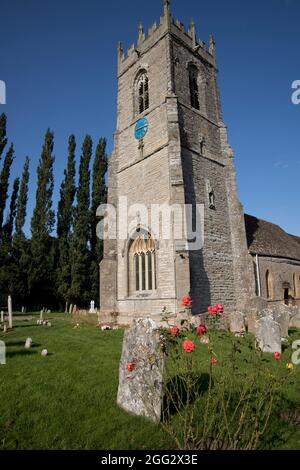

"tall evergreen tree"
[70, 135, 93, 306]
[0, 177, 19, 305]
[2, 177, 20, 242]
[11, 157, 30, 308]
[90, 137, 107, 305]
[0, 143, 14, 232]
[29, 129, 56, 307]
[0, 113, 7, 161]
[15, 156, 30, 239]
[57, 135, 76, 310]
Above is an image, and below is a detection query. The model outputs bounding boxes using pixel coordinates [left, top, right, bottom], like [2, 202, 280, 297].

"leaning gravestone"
[117, 318, 164, 423]
[255, 309, 281, 353]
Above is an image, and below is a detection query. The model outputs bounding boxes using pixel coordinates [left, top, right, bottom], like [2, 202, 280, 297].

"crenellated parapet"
[118, 0, 217, 76]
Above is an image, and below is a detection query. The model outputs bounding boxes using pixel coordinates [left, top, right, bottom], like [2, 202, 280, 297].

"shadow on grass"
[5, 340, 41, 348]
[162, 372, 210, 418]
[6, 350, 38, 358]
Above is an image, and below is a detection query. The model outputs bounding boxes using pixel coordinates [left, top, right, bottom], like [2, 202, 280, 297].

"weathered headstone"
[3, 325, 7, 333]
[255, 309, 281, 353]
[72, 304, 77, 314]
[289, 306, 300, 329]
[69, 304, 73, 315]
[8, 295, 12, 329]
[41, 349, 48, 357]
[272, 304, 291, 338]
[0, 340, 5, 365]
[0, 311, 3, 323]
[246, 297, 268, 334]
[229, 311, 245, 336]
[40, 310, 43, 322]
[117, 318, 164, 422]
[25, 338, 32, 349]
[89, 300, 96, 314]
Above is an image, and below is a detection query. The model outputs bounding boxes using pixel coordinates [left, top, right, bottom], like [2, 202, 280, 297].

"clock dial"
[134, 117, 149, 140]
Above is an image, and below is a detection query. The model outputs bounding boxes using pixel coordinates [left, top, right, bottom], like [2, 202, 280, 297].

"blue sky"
[0, 0, 299, 236]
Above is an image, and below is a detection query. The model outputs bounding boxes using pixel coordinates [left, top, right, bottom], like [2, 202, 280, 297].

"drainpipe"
[255, 253, 261, 297]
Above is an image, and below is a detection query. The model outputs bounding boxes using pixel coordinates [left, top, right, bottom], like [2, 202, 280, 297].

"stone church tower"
[100, 0, 256, 324]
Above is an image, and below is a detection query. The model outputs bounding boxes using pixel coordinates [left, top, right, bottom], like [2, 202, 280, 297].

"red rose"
[211, 356, 218, 365]
[183, 339, 196, 353]
[208, 306, 218, 315]
[170, 326, 180, 337]
[182, 295, 193, 307]
[127, 362, 136, 372]
[216, 304, 224, 314]
[274, 352, 281, 361]
[196, 324, 207, 335]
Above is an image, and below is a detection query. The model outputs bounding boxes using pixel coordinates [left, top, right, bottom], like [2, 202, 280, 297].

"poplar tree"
[57, 135, 76, 310]
[70, 135, 92, 306]
[29, 129, 56, 307]
[12, 157, 31, 306]
[2, 177, 20, 242]
[0, 113, 7, 160]
[0, 143, 14, 232]
[90, 137, 107, 305]
[15, 156, 30, 239]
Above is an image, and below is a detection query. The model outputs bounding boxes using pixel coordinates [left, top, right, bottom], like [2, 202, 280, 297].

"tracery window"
[129, 232, 156, 293]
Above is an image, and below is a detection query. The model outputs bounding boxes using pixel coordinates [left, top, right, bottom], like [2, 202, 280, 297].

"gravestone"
[41, 349, 48, 356]
[0, 311, 3, 323]
[272, 304, 291, 338]
[25, 338, 32, 349]
[229, 311, 245, 336]
[0, 340, 5, 365]
[69, 304, 73, 315]
[255, 309, 281, 353]
[89, 300, 96, 314]
[8, 296, 12, 329]
[117, 318, 164, 422]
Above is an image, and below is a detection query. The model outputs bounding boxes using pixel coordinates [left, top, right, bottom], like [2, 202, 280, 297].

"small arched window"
[136, 72, 149, 114]
[129, 231, 156, 294]
[266, 270, 274, 300]
[189, 65, 200, 110]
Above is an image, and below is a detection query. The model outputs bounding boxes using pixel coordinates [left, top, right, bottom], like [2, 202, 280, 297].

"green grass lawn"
[0, 313, 300, 450]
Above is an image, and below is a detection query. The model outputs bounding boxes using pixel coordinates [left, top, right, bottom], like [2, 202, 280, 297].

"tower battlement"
[118, 0, 216, 77]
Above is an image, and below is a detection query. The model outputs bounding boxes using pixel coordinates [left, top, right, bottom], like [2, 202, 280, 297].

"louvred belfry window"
[137, 72, 149, 114]
[189, 65, 200, 110]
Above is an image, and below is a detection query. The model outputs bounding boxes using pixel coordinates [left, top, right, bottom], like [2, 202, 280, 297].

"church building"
[100, 0, 300, 325]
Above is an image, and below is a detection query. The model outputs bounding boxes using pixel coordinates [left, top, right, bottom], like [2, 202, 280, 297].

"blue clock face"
[134, 117, 148, 140]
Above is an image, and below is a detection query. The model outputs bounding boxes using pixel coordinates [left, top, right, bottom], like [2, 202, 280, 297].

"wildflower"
[170, 326, 180, 337]
[211, 356, 218, 365]
[208, 306, 218, 315]
[196, 324, 207, 335]
[216, 304, 224, 314]
[286, 362, 294, 370]
[182, 295, 193, 307]
[183, 339, 196, 353]
[127, 362, 136, 372]
[274, 352, 281, 361]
